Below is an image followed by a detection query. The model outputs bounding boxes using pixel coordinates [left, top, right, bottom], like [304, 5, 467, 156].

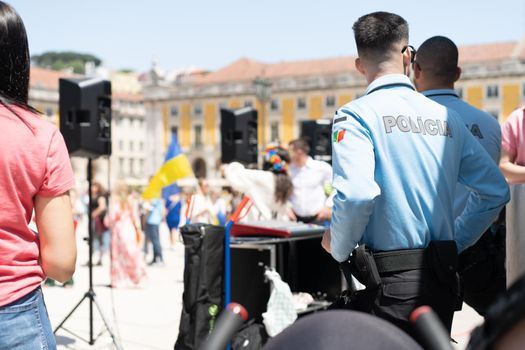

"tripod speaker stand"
[55, 77, 121, 348]
[53, 159, 123, 350]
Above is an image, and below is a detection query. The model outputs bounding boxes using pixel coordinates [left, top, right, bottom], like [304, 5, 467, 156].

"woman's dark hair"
[262, 146, 293, 204]
[0, 2, 38, 115]
[274, 173, 293, 204]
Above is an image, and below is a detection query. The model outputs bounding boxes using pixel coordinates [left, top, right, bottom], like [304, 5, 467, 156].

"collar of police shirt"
[365, 74, 415, 96]
[421, 88, 459, 99]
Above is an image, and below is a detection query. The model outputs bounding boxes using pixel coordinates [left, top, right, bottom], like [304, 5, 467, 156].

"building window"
[244, 100, 253, 108]
[119, 140, 124, 151]
[486, 85, 499, 99]
[193, 104, 202, 116]
[194, 125, 203, 148]
[139, 141, 144, 151]
[170, 105, 178, 117]
[326, 95, 336, 107]
[270, 122, 279, 142]
[129, 158, 135, 176]
[270, 99, 279, 111]
[297, 97, 306, 110]
[129, 141, 133, 152]
[456, 88, 463, 99]
[122, 117, 129, 128]
[139, 159, 144, 175]
[119, 158, 125, 175]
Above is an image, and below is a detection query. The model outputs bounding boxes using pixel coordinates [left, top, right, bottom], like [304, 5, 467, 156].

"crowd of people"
[60, 138, 335, 292]
[2, 0, 525, 348]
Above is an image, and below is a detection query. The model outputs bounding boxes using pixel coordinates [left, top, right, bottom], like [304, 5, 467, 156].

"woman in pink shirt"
[500, 106, 525, 287]
[0, 2, 77, 349]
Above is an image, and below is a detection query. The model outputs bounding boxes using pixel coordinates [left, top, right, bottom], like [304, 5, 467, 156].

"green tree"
[32, 51, 102, 74]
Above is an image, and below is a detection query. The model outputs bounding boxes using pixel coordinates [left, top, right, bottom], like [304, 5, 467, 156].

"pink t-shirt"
[0, 105, 74, 306]
[502, 107, 525, 176]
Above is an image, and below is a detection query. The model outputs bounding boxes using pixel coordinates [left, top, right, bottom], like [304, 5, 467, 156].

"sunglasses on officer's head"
[401, 45, 417, 63]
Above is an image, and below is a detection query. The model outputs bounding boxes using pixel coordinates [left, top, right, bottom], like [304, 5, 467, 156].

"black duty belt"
[373, 248, 429, 274]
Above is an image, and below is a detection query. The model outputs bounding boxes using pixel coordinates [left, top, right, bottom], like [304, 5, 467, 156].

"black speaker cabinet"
[231, 244, 273, 320]
[231, 235, 342, 320]
[220, 107, 258, 164]
[300, 120, 332, 163]
[59, 77, 112, 158]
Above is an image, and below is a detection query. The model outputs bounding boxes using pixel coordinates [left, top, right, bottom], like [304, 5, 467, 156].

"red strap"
[230, 196, 253, 223]
[184, 194, 195, 222]
[237, 201, 254, 221]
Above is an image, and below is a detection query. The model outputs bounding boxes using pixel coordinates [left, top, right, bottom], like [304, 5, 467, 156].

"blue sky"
[12, 0, 525, 72]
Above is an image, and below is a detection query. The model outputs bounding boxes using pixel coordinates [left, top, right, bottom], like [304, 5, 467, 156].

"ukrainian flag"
[142, 132, 194, 200]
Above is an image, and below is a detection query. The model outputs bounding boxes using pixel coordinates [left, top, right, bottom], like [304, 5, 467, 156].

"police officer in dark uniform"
[321, 12, 509, 340]
[414, 36, 506, 316]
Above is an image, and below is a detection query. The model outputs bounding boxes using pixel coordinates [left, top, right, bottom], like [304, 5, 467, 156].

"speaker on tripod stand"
[300, 119, 333, 164]
[220, 107, 258, 165]
[59, 77, 112, 157]
[55, 77, 122, 349]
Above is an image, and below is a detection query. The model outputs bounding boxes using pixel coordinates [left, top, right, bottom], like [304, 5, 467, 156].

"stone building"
[142, 38, 525, 178]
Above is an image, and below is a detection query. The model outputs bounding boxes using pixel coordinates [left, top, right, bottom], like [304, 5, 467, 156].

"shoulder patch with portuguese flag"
[332, 129, 346, 143]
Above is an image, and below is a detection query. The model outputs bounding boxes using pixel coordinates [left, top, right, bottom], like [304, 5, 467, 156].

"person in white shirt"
[180, 178, 217, 225]
[223, 145, 293, 221]
[288, 139, 333, 223]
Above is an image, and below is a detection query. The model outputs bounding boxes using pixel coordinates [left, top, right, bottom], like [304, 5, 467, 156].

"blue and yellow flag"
[142, 132, 194, 200]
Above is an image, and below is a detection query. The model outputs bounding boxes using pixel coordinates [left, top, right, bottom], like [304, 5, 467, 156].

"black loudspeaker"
[300, 120, 332, 163]
[220, 107, 258, 164]
[59, 77, 112, 158]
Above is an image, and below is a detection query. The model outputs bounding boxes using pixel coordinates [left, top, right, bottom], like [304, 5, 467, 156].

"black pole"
[87, 158, 94, 344]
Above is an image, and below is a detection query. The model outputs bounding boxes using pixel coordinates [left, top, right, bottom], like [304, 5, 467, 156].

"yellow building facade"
[143, 39, 525, 178]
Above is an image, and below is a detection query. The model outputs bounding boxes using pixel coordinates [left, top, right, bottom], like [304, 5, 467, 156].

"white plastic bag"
[262, 269, 298, 337]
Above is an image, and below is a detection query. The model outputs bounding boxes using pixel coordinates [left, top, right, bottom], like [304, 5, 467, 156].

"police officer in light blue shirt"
[321, 12, 509, 337]
[414, 36, 505, 316]
[414, 36, 502, 217]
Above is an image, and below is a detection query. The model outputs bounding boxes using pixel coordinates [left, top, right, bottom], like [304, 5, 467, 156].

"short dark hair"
[289, 138, 310, 154]
[416, 36, 458, 85]
[352, 12, 409, 61]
